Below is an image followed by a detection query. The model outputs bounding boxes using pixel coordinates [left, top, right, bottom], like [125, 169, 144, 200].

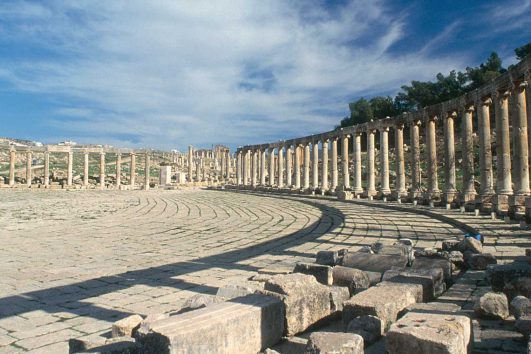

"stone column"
[303, 143, 310, 189]
[195, 160, 200, 182]
[116, 153, 121, 187]
[394, 124, 406, 198]
[426, 115, 440, 199]
[44, 151, 50, 187]
[188, 145, 193, 182]
[312, 142, 319, 190]
[443, 111, 458, 203]
[243, 150, 249, 185]
[251, 150, 257, 187]
[331, 138, 338, 191]
[379, 126, 391, 196]
[9, 149, 15, 186]
[321, 140, 329, 191]
[478, 98, 494, 200]
[220, 151, 226, 181]
[83, 152, 89, 187]
[341, 135, 350, 189]
[269, 148, 275, 186]
[461, 106, 476, 203]
[99, 152, 105, 189]
[353, 132, 363, 194]
[26, 151, 32, 187]
[409, 119, 422, 199]
[236, 151, 242, 185]
[144, 153, 150, 190]
[494, 89, 513, 212]
[67, 150, 73, 187]
[225, 150, 230, 181]
[278, 146, 284, 188]
[294, 144, 301, 189]
[260, 149, 266, 185]
[286, 145, 293, 187]
[366, 129, 377, 196]
[514, 81, 530, 196]
[130, 153, 136, 187]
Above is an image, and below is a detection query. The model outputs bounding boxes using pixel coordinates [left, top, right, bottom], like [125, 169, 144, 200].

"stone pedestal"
[494, 194, 511, 215]
[508, 195, 527, 219]
[159, 165, 172, 186]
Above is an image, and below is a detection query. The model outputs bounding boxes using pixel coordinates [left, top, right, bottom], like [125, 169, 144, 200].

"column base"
[408, 190, 423, 200]
[525, 197, 531, 223]
[493, 194, 511, 215]
[337, 190, 354, 200]
[364, 189, 378, 198]
[508, 194, 527, 220]
[461, 191, 477, 205]
[444, 190, 459, 205]
[353, 187, 364, 195]
[423, 190, 441, 202]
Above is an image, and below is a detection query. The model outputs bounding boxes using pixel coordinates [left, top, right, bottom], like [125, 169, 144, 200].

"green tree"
[515, 42, 531, 60]
[369, 96, 399, 118]
[465, 52, 505, 90]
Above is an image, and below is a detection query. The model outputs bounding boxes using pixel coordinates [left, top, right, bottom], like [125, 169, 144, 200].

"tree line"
[339, 42, 531, 128]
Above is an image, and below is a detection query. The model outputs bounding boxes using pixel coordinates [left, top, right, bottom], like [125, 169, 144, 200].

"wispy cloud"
[0, 0, 467, 150]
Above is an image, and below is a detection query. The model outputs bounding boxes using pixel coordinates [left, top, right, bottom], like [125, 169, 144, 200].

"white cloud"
[0, 0, 467, 150]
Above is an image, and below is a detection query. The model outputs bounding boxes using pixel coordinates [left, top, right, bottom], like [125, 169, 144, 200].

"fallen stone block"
[346, 315, 382, 346]
[448, 250, 465, 269]
[365, 271, 382, 286]
[305, 332, 363, 354]
[404, 302, 461, 316]
[265, 273, 331, 336]
[112, 315, 143, 338]
[216, 281, 264, 299]
[489, 263, 531, 300]
[294, 263, 333, 285]
[176, 294, 226, 314]
[341, 252, 407, 273]
[515, 315, 531, 339]
[474, 292, 509, 319]
[458, 237, 483, 254]
[503, 276, 531, 300]
[138, 294, 284, 354]
[332, 266, 370, 295]
[337, 190, 354, 200]
[342, 282, 420, 332]
[316, 250, 339, 266]
[382, 267, 444, 301]
[329, 286, 350, 314]
[442, 239, 460, 252]
[411, 257, 452, 284]
[387, 312, 471, 354]
[510, 295, 531, 319]
[69, 337, 140, 354]
[258, 265, 295, 275]
[136, 314, 169, 338]
[466, 253, 497, 270]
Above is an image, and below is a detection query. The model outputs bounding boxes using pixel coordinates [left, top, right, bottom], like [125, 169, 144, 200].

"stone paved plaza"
[0, 188, 475, 353]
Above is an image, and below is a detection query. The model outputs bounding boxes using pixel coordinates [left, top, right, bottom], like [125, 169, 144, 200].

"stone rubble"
[474, 292, 510, 319]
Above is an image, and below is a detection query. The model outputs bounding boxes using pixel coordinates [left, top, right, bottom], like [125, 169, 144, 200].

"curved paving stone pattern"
[0, 189, 464, 353]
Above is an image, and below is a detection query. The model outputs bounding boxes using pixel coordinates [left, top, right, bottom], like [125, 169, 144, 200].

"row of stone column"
[237, 79, 529, 213]
[187, 146, 233, 183]
[6, 150, 151, 190]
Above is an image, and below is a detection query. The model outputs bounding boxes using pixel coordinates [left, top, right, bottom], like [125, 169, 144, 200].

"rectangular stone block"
[265, 273, 331, 336]
[387, 312, 471, 354]
[342, 282, 420, 332]
[382, 267, 444, 302]
[294, 263, 333, 285]
[341, 252, 407, 273]
[138, 294, 284, 354]
[411, 257, 452, 284]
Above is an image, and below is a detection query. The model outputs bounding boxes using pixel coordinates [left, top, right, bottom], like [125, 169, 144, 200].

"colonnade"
[236, 56, 531, 216]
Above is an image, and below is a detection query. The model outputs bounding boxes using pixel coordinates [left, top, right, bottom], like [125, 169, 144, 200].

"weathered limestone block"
[216, 281, 264, 299]
[294, 263, 333, 285]
[474, 292, 509, 319]
[332, 266, 370, 295]
[365, 271, 382, 286]
[138, 294, 284, 354]
[373, 243, 413, 265]
[265, 273, 331, 336]
[458, 237, 483, 254]
[404, 302, 461, 315]
[346, 315, 382, 345]
[176, 294, 226, 314]
[316, 250, 347, 266]
[387, 312, 471, 354]
[305, 332, 363, 354]
[515, 315, 531, 339]
[448, 251, 465, 269]
[489, 263, 531, 299]
[342, 282, 420, 332]
[510, 296, 531, 319]
[112, 315, 143, 338]
[411, 257, 452, 284]
[442, 239, 460, 252]
[329, 286, 350, 314]
[69, 337, 140, 354]
[341, 252, 407, 273]
[382, 267, 444, 301]
[337, 190, 354, 200]
[503, 276, 531, 300]
[136, 314, 169, 338]
[465, 253, 497, 270]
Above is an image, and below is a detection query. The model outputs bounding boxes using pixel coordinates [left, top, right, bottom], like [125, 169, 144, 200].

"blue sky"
[0, 0, 530, 151]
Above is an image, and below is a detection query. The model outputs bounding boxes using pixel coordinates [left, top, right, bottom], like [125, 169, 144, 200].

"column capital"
[464, 104, 475, 113]
[427, 114, 438, 122]
[497, 88, 511, 99]
[412, 118, 422, 126]
[516, 80, 528, 91]
[480, 97, 493, 107]
[379, 126, 390, 132]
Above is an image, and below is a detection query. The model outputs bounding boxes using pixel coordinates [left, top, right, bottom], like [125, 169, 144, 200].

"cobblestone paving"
[0, 188, 467, 353]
